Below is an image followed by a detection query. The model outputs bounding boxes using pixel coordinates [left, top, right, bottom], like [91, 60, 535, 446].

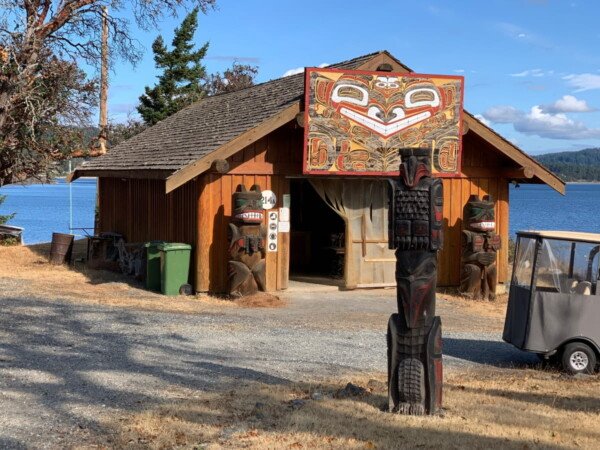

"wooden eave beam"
[67, 169, 174, 182]
[165, 102, 301, 193]
[463, 112, 565, 195]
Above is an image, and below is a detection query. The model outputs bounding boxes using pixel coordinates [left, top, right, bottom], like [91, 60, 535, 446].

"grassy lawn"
[110, 368, 599, 449]
[2, 244, 599, 449]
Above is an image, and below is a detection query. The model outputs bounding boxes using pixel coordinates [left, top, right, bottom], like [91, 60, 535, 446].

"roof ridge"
[84, 50, 391, 150]
[197, 50, 389, 101]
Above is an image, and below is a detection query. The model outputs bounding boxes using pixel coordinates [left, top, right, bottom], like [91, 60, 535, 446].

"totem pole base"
[387, 314, 443, 416]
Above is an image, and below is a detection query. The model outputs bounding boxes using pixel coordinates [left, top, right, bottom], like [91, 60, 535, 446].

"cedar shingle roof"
[72, 50, 564, 194]
[75, 51, 391, 174]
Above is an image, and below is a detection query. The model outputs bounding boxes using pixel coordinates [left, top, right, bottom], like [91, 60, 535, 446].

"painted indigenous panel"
[303, 68, 464, 177]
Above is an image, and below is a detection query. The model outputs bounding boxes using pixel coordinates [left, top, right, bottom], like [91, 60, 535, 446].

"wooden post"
[98, 6, 109, 155]
[209, 159, 230, 174]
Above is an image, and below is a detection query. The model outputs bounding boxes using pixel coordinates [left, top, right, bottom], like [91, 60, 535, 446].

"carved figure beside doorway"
[228, 185, 266, 297]
[459, 195, 501, 300]
[387, 148, 443, 416]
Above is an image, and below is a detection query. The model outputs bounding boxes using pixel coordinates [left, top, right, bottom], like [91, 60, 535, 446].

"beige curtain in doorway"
[310, 179, 396, 288]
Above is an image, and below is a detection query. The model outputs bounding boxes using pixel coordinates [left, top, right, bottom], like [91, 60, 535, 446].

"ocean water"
[0, 179, 598, 244]
[509, 183, 600, 237]
[0, 178, 96, 244]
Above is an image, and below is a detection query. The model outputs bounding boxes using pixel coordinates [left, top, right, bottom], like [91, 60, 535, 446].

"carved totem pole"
[387, 148, 443, 416]
[459, 195, 501, 300]
[228, 185, 267, 297]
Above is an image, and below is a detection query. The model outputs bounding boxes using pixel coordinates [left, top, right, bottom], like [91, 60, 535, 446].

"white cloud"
[282, 67, 304, 77]
[474, 114, 491, 127]
[510, 68, 549, 77]
[482, 105, 522, 123]
[496, 22, 553, 49]
[282, 63, 328, 77]
[482, 104, 600, 140]
[454, 69, 465, 74]
[563, 73, 600, 92]
[541, 95, 594, 113]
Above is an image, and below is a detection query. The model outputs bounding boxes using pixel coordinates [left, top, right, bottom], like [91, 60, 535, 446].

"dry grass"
[106, 368, 600, 449]
[440, 289, 509, 319]
[1, 243, 242, 313]
[234, 292, 286, 308]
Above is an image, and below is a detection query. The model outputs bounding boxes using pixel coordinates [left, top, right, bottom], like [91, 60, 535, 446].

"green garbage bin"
[158, 243, 192, 296]
[144, 241, 166, 292]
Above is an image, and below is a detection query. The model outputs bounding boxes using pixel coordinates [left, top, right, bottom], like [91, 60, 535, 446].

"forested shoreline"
[535, 148, 600, 182]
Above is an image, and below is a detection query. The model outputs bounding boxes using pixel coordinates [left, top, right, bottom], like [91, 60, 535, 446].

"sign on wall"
[267, 211, 279, 252]
[261, 190, 277, 210]
[303, 68, 464, 177]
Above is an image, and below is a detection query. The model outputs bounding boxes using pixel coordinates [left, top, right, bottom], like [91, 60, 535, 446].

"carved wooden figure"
[387, 148, 443, 416]
[459, 195, 501, 300]
[228, 185, 267, 297]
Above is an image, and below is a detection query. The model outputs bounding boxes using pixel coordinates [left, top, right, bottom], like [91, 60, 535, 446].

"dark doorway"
[289, 179, 345, 283]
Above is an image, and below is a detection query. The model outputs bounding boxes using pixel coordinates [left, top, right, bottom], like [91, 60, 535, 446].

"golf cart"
[503, 230, 600, 374]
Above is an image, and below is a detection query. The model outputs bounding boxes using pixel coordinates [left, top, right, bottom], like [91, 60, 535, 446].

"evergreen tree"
[137, 8, 209, 125]
[0, 194, 14, 225]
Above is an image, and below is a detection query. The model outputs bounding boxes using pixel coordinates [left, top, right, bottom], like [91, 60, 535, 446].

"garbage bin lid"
[157, 242, 192, 251]
[144, 240, 167, 248]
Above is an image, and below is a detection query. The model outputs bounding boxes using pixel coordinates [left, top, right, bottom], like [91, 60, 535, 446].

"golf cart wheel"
[561, 342, 596, 374]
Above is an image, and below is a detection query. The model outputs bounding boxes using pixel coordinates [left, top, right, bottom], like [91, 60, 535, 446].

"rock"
[310, 391, 324, 401]
[573, 373, 593, 380]
[366, 379, 386, 392]
[251, 402, 266, 420]
[289, 399, 306, 410]
[336, 382, 369, 399]
[220, 425, 247, 440]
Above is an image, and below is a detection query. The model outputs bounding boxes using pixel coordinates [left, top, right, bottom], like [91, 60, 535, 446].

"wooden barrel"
[49, 233, 74, 265]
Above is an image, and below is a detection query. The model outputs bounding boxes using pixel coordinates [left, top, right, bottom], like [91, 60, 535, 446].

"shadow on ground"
[444, 337, 540, 367]
[0, 296, 287, 448]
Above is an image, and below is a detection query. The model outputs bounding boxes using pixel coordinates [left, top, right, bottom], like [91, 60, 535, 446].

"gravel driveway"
[0, 284, 536, 449]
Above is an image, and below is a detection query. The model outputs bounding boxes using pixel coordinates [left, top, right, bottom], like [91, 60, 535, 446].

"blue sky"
[104, 0, 600, 155]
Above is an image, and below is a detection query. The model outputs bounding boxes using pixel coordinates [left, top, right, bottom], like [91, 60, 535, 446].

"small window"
[513, 237, 536, 287]
[534, 239, 572, 293]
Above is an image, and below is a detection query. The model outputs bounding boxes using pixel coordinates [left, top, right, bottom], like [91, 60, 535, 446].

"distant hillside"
[535, 148, 600, 182]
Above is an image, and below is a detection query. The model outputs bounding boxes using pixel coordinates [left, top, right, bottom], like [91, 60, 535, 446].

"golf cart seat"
[574, 281, 592, 295]
[560, 277, 592, 295]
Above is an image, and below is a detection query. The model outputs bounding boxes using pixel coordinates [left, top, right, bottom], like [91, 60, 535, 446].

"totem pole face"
[232, 185, 264, 224]
[465, 195, 495, 232]
[229, 185, 267, 297]
[398, 147, 432, 188]
[396, 252, 438, 328]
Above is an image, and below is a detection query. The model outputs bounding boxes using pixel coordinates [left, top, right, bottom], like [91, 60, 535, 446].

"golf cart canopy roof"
[517, 230, 600, 245]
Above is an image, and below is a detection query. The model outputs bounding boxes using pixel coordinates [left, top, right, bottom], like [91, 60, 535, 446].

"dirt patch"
[234, 292, 286, 308]
[105, 368, 600, 449]
[3, 244, 235, 313]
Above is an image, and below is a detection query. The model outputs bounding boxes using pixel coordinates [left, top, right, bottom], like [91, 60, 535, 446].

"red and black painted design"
[304, 68, 464, 177]
[387, 148, 443, 415]
[459, 195, 501, 300]
[228, 185, 267, 297]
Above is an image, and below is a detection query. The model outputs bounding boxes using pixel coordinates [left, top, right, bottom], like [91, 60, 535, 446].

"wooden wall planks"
[99, 122, 515, 294]
[97, 177, 199, 285]
[193, 124, 300, 293]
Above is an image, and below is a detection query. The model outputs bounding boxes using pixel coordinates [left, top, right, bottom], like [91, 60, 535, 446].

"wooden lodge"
[70, 51, 565, 294]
